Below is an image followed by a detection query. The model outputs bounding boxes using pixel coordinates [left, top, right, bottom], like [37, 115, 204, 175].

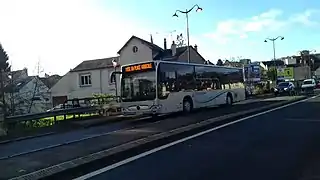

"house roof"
[71, 56, 120, 72]
[11, 68, 28, 79]
[153, 46, 187, 60]
[40, 75, 62, 89]
[261, 60, 285, 67]
[153, 46, 207, 63]
[117, 36, 163, 54]
[4, 76, 34, 93]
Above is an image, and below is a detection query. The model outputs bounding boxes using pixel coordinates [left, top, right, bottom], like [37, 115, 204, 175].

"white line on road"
[74, 95, 319, 180]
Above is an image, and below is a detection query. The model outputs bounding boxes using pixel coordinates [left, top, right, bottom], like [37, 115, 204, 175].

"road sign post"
[112, 59, 118, 100]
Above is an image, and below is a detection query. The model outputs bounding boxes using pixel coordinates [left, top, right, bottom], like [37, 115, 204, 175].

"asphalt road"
[0, 98, 268, 159]
[80, 95, 320, 180]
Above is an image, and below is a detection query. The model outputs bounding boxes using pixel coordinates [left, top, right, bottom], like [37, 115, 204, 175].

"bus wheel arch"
[226, 92, 233, 105]
[183, 96, 193, 113]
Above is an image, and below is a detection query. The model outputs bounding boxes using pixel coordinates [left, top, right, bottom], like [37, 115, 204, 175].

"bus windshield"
[121, 71, 156, 102]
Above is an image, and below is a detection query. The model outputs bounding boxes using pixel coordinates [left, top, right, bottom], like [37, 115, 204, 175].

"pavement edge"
[10, 96, 307, 180]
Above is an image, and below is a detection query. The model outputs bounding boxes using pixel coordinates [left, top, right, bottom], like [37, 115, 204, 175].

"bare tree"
[216, 59, 224, 66]
[176, 33, 186, 47]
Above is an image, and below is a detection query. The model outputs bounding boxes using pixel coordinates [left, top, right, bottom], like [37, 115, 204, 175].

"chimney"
[164, 38, 167, 50]
[194, 44, 198, 51]
[150, 34, 154, 44]
[171, 41, 176, 56]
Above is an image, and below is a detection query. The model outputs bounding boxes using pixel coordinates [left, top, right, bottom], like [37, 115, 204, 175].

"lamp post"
[112, 59, 118, 99]
[173, 4, 202, 63]
[264, 36, 284, 81]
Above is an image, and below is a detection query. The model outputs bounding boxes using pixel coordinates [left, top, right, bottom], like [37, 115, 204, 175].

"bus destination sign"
[124, 62, 155, 73]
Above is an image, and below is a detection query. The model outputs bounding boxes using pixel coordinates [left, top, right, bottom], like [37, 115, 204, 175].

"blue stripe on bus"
[193, 91, 229, 104]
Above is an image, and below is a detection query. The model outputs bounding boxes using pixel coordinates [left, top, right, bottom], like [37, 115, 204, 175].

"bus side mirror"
[110, 72, 116, 83]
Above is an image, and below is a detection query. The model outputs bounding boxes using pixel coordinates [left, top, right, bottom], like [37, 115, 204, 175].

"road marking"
[74, 95, 319, 180]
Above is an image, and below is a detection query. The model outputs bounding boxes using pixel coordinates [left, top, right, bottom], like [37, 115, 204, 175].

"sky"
[0, 0, 319, 76]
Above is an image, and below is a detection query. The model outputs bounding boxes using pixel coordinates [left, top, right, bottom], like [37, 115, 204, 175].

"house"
[117, 36, 208, 65]
[239, 59, 251, 65]
[3, 68, 28, 86]
[50, 36, 208, 106]
[5, 75, 51, 115]
[261, 60, 285, 68]
[223, 60, 243, 68]
[50, 57, 120, 106]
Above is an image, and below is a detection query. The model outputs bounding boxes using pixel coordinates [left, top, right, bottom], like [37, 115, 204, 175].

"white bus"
[115, 61, 245, 116]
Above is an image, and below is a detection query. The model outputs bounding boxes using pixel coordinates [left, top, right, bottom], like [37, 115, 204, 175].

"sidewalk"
[246, 93, 274, 99]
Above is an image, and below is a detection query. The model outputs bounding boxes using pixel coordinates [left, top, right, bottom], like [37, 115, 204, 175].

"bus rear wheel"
[183, 98, 193, 113]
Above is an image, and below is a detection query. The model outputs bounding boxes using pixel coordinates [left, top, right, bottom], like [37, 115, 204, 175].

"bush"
[92, 93, 115, 105]
[253, 86, 264, 95]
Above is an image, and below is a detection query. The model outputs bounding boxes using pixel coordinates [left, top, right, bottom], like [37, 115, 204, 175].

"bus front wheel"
[183, 97, 193, 113]
[226, 94, 233, 106]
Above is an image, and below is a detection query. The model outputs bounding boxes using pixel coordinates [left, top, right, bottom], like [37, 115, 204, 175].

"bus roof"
[121, 60, 243, 70]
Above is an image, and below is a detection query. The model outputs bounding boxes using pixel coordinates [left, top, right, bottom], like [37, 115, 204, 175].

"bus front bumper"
[122, 105, 162, 116]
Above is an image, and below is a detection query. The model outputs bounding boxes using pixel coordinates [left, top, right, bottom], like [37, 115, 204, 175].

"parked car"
[46, 104, 73, 112]
[301, 79, 316, 94]
[315, 79, 320, 89]
[274, 82, 295, 96]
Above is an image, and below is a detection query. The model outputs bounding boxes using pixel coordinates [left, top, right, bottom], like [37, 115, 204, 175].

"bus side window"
[211, 78, 221, 90]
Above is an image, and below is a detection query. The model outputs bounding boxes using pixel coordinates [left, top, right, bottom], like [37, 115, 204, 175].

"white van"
[301, 79, 316, 93]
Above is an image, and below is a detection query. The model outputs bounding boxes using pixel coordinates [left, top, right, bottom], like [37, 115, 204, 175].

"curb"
[9, 96, 307, 180]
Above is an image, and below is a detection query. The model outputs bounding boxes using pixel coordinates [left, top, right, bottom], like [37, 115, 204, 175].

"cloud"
[205, 9, 285, 44]
[289, 9, 320, 26]
[206, 9, 319, 44]
[0, 0, 163, 75]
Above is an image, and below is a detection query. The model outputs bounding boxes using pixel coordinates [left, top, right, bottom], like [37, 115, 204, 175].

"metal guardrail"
[2, 96, 121, 127]
[5, 106, 98, 124]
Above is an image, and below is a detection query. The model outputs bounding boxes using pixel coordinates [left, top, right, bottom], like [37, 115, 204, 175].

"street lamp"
[264, 36, 284, 81]
[173, 4, 202, 63]
[112, 59, 118, 99]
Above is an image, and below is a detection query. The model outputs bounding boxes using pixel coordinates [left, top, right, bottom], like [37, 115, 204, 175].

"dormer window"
[132, 46, 138, 53]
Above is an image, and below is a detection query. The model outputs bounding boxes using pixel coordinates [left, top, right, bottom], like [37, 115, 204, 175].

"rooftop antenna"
[28, 57, 44, 113]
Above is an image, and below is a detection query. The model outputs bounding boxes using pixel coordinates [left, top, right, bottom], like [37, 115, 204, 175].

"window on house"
[109, 71, 115, 84]
[80, 74, 92, 86]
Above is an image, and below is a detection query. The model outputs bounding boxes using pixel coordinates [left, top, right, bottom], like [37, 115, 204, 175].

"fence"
[2, 96, 121, 133]
[5, 106, 98, 124]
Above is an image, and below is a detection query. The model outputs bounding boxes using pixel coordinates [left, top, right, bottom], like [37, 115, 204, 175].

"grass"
[7, 113, 100, 131]
[41, 113, 98, 122]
